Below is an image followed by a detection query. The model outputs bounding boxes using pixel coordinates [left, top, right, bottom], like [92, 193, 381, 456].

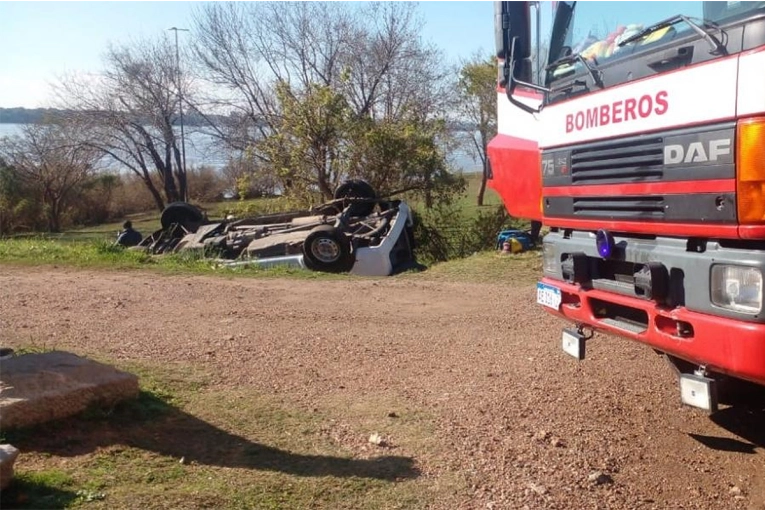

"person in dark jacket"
[116, 220, 142, 247]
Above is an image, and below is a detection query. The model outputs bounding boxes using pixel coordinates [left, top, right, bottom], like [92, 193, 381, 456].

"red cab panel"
[487, 133, 543, 221]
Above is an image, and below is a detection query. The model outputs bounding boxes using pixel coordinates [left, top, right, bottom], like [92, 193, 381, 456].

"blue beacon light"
[596, 229, 615, 258]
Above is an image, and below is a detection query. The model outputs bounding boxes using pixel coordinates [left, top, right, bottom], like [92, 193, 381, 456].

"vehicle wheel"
[302, 225, 354, 273]
[160, 202, 205, 230]
[334, 179, 377, 217]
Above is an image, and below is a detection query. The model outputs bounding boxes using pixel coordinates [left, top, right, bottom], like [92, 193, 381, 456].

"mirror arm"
[503, 37, 548, 115]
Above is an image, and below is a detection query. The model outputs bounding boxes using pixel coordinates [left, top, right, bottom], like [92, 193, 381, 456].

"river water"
[0, 123, 481, 174]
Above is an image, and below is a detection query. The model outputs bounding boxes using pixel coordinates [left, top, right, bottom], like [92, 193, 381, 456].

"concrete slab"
[0, 351, 139, 430]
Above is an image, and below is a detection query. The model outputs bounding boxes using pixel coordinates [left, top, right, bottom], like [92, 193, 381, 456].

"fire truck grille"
[573, 196, 665, 219]
[570, 137, 664, 184]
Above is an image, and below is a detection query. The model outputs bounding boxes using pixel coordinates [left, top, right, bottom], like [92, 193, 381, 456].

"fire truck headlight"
[711, 265, 762, 314]
[543, 243, 557, 274]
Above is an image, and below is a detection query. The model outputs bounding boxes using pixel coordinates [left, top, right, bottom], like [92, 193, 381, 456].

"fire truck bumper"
[540, 277, 765, 386]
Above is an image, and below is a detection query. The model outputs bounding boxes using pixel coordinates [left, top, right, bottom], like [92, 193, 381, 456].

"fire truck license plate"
[536, 283, 561, 310]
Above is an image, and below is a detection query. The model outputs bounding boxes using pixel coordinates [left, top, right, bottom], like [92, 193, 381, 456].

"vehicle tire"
[302, 225, 354, 273]
[160, 202, 205, 230]
[334, 179, 377, 217]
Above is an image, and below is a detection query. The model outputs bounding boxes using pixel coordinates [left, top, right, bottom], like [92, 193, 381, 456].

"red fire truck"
[488, 1, 765, 411]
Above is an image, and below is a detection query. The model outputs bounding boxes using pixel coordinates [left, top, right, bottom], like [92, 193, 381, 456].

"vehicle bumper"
[541, 277, 765, 386]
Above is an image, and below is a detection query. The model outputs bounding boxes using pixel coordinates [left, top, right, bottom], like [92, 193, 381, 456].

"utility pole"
[168, 27, 189, 199]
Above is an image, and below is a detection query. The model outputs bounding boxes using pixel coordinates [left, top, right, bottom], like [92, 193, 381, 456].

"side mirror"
[495, 1, 548, 114]
[495, 2, 531, 79]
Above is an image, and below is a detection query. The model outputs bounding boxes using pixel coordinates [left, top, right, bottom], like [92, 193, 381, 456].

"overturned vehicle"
[137, 181, 417, 276]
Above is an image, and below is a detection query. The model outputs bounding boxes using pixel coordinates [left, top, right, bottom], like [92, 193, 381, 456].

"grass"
[1, 358, 446, 510]
[0, 470, 80, 509]
[413, 249, 542, 284]
[0, 174, 521, 279]
[0, 235, 541, 285]
[452, 172, 503, 216]
[0, 237, 352, 280]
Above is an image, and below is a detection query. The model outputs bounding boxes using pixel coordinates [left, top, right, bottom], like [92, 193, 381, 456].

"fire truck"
[488, 1, 765, 411]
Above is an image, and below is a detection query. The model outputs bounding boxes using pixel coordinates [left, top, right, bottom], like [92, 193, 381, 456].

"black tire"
[302, 225, 354, 273]
[529, 220, 543, 245]
[160, 202, 205, 230]
[334, 179, 377, 217]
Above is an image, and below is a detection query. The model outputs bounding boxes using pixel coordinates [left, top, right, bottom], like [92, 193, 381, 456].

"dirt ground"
[1, 266, 763, 510]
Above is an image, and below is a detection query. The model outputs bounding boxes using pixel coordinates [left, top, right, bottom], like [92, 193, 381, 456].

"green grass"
[417, 249, 542, 283]
[452, 172, 503, 216]
[0, 470, 80, 509]
[0, 236, 540, 284]
[1, 358, 443, 510]
[0, 174, 532, 281]
[0, 238, 352, 280]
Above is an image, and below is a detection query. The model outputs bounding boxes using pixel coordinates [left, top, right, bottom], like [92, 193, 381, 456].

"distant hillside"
[0, 107, 229, 127]
[0, 108, 59, 124]
[0, 107, 477, 132]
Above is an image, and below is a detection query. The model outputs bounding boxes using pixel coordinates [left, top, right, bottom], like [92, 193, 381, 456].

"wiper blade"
[617, 14, 726, 55]
[546, 53, 604, 89]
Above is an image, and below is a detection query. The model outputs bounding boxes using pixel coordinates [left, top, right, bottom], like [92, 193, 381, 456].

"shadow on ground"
[0, 477, 79, 510]
[689, 384, 765, 452]
[5, 391, 419, 482]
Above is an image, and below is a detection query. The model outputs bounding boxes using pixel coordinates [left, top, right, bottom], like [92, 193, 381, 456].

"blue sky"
[0, 1, 495, 109]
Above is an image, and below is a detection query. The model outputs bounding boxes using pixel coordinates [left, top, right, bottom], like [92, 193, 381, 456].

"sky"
[0, 1, 495, 109]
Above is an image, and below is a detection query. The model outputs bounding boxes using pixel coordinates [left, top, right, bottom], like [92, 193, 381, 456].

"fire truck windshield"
[547, 1, 764, 84]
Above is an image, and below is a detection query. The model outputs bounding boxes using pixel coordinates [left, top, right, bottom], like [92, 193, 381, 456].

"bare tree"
[0, 122, 100, 232]
[56, 37, 190, 211]
[456, 55, 497, 206]
[191, 2, 455, 202]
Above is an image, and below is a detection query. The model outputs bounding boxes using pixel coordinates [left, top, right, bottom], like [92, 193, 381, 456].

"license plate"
[536, 283, 562, 310]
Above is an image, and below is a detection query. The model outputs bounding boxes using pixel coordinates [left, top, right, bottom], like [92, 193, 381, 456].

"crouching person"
[116, 220, 142, 247]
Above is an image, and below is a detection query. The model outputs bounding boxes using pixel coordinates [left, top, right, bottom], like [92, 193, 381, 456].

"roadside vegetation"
[0, 2, 519, 252]
[0, 175, 535, 275]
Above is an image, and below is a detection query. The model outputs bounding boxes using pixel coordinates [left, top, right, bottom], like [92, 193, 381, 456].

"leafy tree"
[347, 118, 465, 207]
[456, 55, 497, 206]
[192, 1, 461, 205]
[259, 82, 353, 202]
[0, 158, 29, 234]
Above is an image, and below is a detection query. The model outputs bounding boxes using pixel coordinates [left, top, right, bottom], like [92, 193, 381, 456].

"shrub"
[186, 166, 229, 203]
[412, 204, 520, 264]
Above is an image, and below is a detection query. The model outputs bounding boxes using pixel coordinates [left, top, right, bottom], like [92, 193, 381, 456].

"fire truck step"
[600, 317, 647, 335]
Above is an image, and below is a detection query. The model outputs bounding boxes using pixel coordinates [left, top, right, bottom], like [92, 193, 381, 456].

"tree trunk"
[46, 193, 61, 233]
[162, 168, 180, 204]
[144, 177, 166, 212]
[317, 172, 333, 201]
[477, 157, 489, 206]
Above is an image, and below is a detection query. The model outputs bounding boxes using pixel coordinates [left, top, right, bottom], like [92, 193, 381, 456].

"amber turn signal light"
[737, 117, 765, 224]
